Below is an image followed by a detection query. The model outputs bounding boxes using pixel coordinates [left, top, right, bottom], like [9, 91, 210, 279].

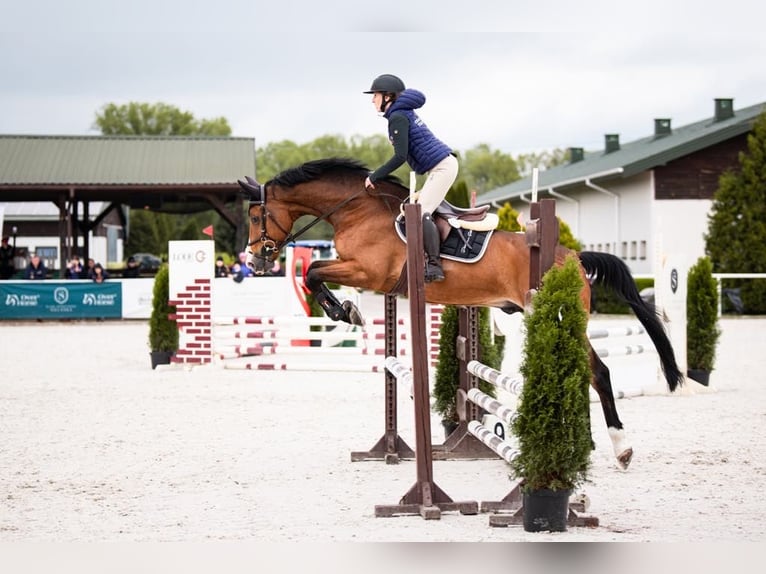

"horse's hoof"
[342, 300, 365, 326]
[616, 447, 633, 470]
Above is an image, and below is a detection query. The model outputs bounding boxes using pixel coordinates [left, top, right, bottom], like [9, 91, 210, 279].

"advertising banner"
[0, 281, 122, 319]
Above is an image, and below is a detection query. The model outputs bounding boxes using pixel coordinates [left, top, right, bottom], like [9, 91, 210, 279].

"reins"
[279, 186, 369, 247]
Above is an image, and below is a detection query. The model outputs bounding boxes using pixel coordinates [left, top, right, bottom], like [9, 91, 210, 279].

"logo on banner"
[83, 292, 117, 306]
[54, 287, 69, 304]
[171, 249, 208, 263]
[670, 268, 678, 294]
[5, 293, 39, 307]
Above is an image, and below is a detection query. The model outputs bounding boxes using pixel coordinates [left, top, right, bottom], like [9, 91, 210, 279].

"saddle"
[394, 199, 498, 264]
[433, 201, 499, 236]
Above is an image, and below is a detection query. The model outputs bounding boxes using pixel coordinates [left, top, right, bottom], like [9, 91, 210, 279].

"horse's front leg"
[590, 346, 633, 470]
[304, 260, 365, 326]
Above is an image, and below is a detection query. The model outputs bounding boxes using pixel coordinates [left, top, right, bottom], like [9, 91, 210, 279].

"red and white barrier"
[213, 314, 410, 371]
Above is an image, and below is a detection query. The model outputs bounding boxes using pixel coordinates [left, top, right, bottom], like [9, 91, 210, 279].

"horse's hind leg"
[590, 346, 633, 469]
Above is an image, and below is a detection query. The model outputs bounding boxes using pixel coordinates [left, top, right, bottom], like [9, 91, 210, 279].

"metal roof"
[0, 134, 256, 186]
[477, 100, 766, 206]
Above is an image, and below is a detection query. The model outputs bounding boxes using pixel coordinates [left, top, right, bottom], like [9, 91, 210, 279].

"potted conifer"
[510, 255, 593, 532]
[686, 256, 721, 386]
[148, 264, 178, 369]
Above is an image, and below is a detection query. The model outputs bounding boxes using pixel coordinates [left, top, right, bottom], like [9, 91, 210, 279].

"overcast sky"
[2, 0, 765, 157]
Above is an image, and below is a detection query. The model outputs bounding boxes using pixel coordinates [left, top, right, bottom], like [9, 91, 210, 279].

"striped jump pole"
[213, 312, 409, 370]
[384, 356, 414, 399]
[467, 421, 519, 466]
[587, 324, 646, 340]
[466, 360, 524, 397]
[451, 356, 524, 515]
[595, 344, 654, 359]
[221, 360, 385, 372]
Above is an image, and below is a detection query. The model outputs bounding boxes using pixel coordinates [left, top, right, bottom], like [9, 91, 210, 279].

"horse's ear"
[237, 177, 262, 200]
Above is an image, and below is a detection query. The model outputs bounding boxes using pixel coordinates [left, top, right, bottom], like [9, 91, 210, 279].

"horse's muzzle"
[246, 247, 275, 275]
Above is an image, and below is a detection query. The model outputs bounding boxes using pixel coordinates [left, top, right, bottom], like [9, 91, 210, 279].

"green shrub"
[687, 257, 721, 371]
[432, 306, 502, 423]
[148, 264, 178, 352]
[511, 256, 592, 491]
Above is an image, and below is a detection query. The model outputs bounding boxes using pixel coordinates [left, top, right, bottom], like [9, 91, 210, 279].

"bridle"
[238, 175, 368, 273]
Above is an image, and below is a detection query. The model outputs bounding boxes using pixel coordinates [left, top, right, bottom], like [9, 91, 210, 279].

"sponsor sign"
[0, 282, 122, 319]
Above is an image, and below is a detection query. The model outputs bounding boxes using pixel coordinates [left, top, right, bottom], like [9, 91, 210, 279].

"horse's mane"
[268, 157, 404, 189]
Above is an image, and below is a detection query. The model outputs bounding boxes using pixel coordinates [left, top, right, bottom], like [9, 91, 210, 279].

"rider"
[363, 74, 458, 283]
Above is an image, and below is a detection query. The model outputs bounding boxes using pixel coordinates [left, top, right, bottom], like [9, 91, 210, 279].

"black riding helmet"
[363, 74, 405, 94]
[364, 74, 405, 113]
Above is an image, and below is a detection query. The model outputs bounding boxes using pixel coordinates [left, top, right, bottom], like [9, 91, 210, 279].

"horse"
[238, 157, 684, 469]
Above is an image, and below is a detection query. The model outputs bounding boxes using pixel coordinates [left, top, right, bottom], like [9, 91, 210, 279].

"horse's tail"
[579, 251, 684, 392]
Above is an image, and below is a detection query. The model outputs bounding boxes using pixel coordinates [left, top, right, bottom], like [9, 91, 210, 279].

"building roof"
[476, 99, 766, 206]
[1, 201, 108, 220]
[0, 135, 255, 186]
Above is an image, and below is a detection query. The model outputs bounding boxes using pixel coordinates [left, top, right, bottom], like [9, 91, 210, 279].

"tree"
[515, 148, 569, 177]
[495, 202, 582, 251]
[686, 256, 721, 382]
[511, 256, 592, 495]
[705, 111, 766, 314]
[446, 179, 471, 208]
[95, 102, 231, 136]
[461, 143, 521, 194]
[95, 102, 237, 258]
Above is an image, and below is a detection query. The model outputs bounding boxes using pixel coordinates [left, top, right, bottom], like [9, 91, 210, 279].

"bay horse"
[239, 157, 683, 469]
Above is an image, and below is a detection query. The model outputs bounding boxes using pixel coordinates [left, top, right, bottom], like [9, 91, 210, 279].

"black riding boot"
[422, 213, 445, 283]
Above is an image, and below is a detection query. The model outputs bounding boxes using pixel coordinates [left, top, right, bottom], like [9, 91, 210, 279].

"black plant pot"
[150, 351, 174, 370]
[523, 488, 572, 532]
[442, 419, 459, 441]
[687, 368, 710, 386]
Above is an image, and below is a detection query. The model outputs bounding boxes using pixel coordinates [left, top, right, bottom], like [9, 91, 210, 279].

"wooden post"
[525, 198, 558, 306]
[374, 202, 478, 519]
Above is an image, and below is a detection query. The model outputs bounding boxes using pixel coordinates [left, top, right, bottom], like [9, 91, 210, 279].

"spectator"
[0, 236, 14, 279]
[267, 258, 285, 277]
[91, 263, 107, 284]
[26, 253, 47, 280]
[230, 262, 246, 283]
[214, 256, 230, 278]
[84, 258, 96, 279]
[231, 252, 253, 279]
[122, 256, 140, 278]
[65, 255, 84, 279]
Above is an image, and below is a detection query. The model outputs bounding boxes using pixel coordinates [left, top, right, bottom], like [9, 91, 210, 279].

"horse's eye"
[250, 215, 260, 224]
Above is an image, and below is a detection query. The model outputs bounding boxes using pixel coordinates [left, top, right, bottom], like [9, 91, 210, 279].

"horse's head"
[238, 176, 294, 276]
